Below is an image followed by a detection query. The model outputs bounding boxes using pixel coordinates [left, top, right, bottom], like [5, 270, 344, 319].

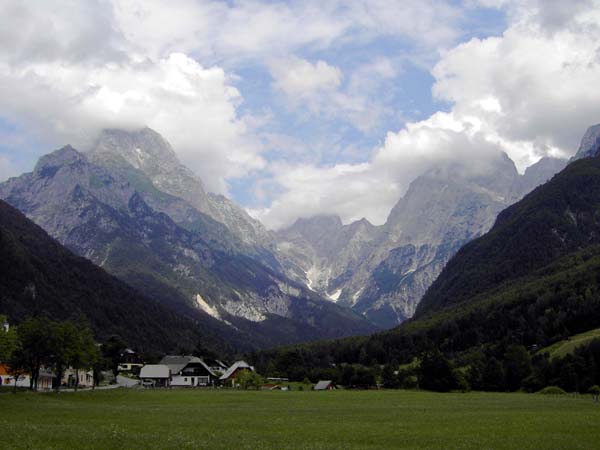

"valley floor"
[0, 389, 598, 449]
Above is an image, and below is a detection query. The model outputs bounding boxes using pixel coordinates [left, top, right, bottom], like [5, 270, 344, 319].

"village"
[0, 350, 335, 392]
[0, 321, 335, 392]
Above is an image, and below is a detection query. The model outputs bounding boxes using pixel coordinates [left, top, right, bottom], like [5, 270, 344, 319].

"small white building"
[140, 364, 170, 387]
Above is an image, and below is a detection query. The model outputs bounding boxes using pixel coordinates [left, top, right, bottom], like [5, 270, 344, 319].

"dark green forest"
[249, 156, 600, 393]
[0, 199, 242, 355]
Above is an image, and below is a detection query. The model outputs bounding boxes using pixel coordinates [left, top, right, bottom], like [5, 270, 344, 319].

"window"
[184, 378, 187, 382]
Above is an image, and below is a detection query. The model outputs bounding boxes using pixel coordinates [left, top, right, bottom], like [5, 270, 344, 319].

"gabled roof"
[159, 355, 216, 377]
[204, 359, 228, 370]
[219, 360, 253, 380]
[140, 364, 170, 379]
[314, 380, 334, 390]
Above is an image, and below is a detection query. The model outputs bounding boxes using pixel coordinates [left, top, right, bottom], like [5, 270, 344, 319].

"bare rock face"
[573, 124, 600, 160]
[275, 152, 567, 328]
[90, 128, 212, 214]
[207, 192, 275, 248]
[89, 128, 274, 251]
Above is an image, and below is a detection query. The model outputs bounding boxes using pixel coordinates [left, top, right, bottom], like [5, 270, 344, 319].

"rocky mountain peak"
[92, 127, 179, 170]
[573, 123, 600, 159]
[289, 215, 343, 237]
[88, 127, 212, 214]
[34, 145, 85, 174]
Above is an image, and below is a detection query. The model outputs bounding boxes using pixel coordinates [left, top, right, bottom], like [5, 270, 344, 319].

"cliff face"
[276, 153, 566, 328]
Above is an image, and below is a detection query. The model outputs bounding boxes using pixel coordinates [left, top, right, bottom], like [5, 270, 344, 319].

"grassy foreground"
[0, 389, 598, 450]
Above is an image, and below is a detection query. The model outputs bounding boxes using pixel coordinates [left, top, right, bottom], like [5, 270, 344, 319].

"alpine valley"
[0, 126, 570, 351]
[250, 124, 600, 393]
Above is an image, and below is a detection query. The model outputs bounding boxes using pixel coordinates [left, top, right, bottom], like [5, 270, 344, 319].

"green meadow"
[0, 389, 598, 450]
[538, 327, 600, 359]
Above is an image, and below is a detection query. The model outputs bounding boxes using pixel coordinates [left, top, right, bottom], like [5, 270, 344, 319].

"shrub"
[536, 386, 567, 395]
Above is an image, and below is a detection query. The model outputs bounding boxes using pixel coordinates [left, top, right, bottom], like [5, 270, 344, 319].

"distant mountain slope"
[572, 123, 600, 160]
[416, 155, 600, 317]
[276, 153, 565, 328]
[0, 198, 238, 354]
[251, 243, 600, 373]
[0, 144, 375, 348]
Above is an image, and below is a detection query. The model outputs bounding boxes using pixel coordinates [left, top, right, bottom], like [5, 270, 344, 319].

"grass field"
[538, 327, 600, 359]
[0, 389, 599, 450]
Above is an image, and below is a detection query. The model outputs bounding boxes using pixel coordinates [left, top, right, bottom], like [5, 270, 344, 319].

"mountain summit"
[90, 127, 212, 214]
[573, 123, 600, 160]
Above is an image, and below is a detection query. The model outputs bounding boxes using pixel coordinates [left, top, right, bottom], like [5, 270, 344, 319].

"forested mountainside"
[249, 153, 600, 393]
[416, 154, 600, 317]
[0, 198, 241, 354]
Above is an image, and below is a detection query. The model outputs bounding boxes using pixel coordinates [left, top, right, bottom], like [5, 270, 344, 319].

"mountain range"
[0, 129, 374, 350]
[0, 125, 574, 350]
[276, 152, 566, 327]
[250, 128, 600, 375]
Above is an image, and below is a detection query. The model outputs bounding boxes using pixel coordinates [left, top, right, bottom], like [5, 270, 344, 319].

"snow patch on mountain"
[327, 289, 342, 302]
[195, 293, 221, 320]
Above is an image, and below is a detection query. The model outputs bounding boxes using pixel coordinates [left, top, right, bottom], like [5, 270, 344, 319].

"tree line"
[0, 315, 99, 392]
[250, 339, 600, 395]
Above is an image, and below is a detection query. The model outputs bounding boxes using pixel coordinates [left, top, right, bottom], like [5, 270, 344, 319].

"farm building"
[219, 361, 254, 387]
[140, 364, 170, 387]
[314, 380, 335, 391]
[160, 355, 218, 387]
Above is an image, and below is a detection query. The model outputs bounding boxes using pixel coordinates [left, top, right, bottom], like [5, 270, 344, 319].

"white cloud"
[255, 2, 600, 229]
[0, 1, 268, 194]
[0, 0, 467, 195]
[431, 1, 600, 169]
[112, 0, 464, 63]
[0, 51, 262, 193]
[0, 154, 17, 182]
[271, 57, 342, 100]
[253, 112, 508, 229]
[2, 0, 599, 231]
[269, 55, 401, 133]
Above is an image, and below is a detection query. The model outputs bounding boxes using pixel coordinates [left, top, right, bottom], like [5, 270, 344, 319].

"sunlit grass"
[0, 388, 598, 449]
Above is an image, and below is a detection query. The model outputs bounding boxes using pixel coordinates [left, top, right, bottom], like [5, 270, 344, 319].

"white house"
[160, 355, 217, 387]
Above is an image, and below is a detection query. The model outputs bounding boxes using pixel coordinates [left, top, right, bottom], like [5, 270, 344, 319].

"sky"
[1, 0, 600, 229]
